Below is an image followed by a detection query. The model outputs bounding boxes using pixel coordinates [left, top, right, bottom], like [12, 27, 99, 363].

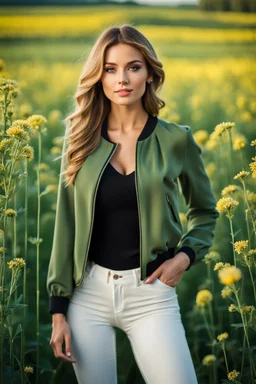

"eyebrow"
[104, 60, 143, 65]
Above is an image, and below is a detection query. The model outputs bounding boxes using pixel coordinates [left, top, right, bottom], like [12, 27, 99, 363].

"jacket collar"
[101, 113, 158, 143]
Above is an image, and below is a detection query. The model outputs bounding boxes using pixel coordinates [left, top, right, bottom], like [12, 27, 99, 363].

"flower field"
[0, 5, 255, 384]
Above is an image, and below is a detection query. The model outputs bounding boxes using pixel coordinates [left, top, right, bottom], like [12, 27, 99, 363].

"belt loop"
[107, 270, 111, 283]
[90, 262, 96, 279]
[133, 269, 139, 286]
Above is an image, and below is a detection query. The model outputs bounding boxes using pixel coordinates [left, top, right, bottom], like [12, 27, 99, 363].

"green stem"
[36, 131, 42, 384]
[227, 129, 235, 177]
[240, 332, 246, 378]
[242, 180, 256, 240]
[228, 216, 236, 266]
[234, 290, 256, 378]
[222, 343, 229, 374]
[22, 160, 28, 374]
[202, 308, 214, 341]
[247, 265, 256, 304]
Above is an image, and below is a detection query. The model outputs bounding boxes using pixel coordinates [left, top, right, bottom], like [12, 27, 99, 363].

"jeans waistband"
[87, 260, 142, 286]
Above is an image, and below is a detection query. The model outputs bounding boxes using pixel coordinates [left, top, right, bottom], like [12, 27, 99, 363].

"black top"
[88, 161, 140, 269]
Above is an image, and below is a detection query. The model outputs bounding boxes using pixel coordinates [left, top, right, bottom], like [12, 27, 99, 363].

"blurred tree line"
[199, 0, 256, 12]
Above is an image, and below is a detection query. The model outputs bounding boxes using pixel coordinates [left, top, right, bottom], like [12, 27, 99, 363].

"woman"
[47, 24, 219, 384]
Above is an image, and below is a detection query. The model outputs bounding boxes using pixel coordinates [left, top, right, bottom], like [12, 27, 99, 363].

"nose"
[118, 70, 129, 85]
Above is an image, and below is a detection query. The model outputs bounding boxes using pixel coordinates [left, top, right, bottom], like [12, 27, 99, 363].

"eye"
[129, 66, 141, 71]
[105, 67, 115, 72]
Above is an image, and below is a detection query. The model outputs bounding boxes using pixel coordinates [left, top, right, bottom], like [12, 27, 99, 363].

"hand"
[143, 252, 190, 287]
[50, 315, 76, 363]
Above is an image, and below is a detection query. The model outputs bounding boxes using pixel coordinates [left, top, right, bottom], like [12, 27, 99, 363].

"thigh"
[126, 285, 198, 384]
[66, 286, 118, 384]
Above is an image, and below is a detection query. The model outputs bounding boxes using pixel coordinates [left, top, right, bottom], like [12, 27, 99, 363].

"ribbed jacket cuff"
[175, 246, 196, 271]
[49, 296, 70, 316]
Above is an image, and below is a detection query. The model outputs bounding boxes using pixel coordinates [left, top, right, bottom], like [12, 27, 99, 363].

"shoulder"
[156, 117, 192, 141]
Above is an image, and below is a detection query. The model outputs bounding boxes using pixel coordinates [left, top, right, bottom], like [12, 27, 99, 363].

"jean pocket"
[155, 278, 175, 290]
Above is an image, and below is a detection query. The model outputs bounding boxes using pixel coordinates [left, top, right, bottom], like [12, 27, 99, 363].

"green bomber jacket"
[46, 114, 219, 315]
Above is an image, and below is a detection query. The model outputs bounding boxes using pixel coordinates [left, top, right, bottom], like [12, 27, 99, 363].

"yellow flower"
[27, 114, 47, 133]
[0, 138, 13, 153]
[250, 139, 256, 147]
[248, 249, 256, 267]
[215, 122, 235, 133]
[216, 197, 239, 213]
[221, 286, 233, 298]
[217, 332, 229, 342]
[233, 170, 250, 181]
[205, 139, 218, 151]
[228, 304, 238, 312]
[22, 145, 34, 161]
[221, 185, 240, 196]
[19, 103, 33, 118]
[48, 109, 62, 125]
[5, 209, 17, 218]
[202, 354, 216, 366]
[241, 305, 255, 314]
[24, 366, 34, 374]
[196, 289, 213, 307]
[227, 370, 240, 381]
[45, 184, 58, 193]
[214, 262, 225, 271]
[234, 240, 248, 254]
[247, 191, 256, 205]
[236, 95, 246, 109]
[0, 78, 18, 94]
[39, 162, 50, 171]
[249, 159, 256, 178]
[7, 257, 26, 270]
[218, 266, 242, 285]
[193, 130, 209, 146]
[248, 249, 256, 256]
[214, 124, 225, 136]
[203, 251, 220, 264]
[233, 134, 247, 151]
[6, 124, 30, 142]
[0, 247, 4, 255]
[50, 146, 62, 155]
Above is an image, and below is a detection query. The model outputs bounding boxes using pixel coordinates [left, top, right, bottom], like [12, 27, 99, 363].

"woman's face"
[100, 43, 152, 107]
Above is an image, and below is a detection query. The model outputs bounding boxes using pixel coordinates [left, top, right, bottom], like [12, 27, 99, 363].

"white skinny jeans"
[66, 260, 198, 384]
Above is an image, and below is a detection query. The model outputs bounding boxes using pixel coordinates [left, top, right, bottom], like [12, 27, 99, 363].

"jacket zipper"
[165, 194, 178, 223]
[76, 143, 119, 287]
[135, 141, 142, 281]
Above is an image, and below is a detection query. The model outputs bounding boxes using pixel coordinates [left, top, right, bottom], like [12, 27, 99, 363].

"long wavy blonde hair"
[61, 24, 165, 186]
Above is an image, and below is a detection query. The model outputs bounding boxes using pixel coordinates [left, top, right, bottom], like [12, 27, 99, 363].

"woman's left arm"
[144, 126, 219, 285]
[174, 126, 219, 269]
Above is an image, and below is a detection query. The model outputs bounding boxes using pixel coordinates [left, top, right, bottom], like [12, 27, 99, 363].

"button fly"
[113, 274, 123, 280]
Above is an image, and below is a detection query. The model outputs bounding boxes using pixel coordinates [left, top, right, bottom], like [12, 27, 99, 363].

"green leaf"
[233, 229, 242, 237]
[13, 324, 22, 339]
[231, 323, 244, 328]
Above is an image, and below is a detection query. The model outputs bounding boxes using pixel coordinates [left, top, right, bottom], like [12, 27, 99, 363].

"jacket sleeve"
[175, 126, 219, 270]
[46, 127, 75, 316]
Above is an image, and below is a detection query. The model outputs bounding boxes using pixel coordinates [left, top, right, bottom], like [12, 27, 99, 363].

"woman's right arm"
[46, 127, 76, 356]
[50, 313, 76, 363]
[46, 126, 75, 314]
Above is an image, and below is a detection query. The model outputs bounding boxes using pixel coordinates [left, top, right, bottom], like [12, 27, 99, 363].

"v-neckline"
[108, 162, 135, 177]
[104, 114, 151, 177]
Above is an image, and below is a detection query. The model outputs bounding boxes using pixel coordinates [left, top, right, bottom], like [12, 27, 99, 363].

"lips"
[116, 90, 132, 96]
